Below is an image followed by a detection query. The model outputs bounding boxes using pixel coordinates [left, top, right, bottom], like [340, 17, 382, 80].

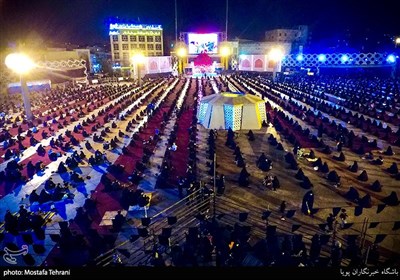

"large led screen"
[188, 33, 218, 54]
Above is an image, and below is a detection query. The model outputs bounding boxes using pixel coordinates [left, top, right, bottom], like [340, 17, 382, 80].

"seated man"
[348, 161, 358, 173]
[112, 211, 126, 231]
[103, 142, 110, 150]
[35, 160, 45, 173]
[29, 189, 40, 204]
[37, 144, 46, 155]
[383, 145, 394, 156]
[30, 136, 38, 147]
[247, 130, 255, 141]
[48, 149, 61, 161]
[41, 130, 48, 139]
[4, 149, 13, 160]
[57, 162, 68, 173]
[70, 172, 84, 183]
[85, 141, 93, 150]
[371, 156, 384, 165]
[49, 138, 56, 148]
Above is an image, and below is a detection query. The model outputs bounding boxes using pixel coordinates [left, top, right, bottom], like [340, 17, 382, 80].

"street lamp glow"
[177, 47, 187, 57]
[296, 54, 304, 61]
[220, 46, 230, 57]
[5, 53, 35, 74]
[395, 37, 400, 44]
[132, 53, 145, 64]
[4, 53, 35, 120]
[318, 54, 326, 62]
[269, 48, 283, 62]
[387, 54, 396, 63]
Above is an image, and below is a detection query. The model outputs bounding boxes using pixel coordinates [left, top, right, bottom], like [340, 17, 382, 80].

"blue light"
[341, 55, 349, 63]
[387, 54, 396, 63]
[318, 54, 326, 62]
[296, 54, 304, 61]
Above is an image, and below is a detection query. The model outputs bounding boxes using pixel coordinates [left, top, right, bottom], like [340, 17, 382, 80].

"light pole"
[177, 47, 187, 75]
[5, 53, 36, 120]
[268, 48, 283, 82]
[220, 46, 230, 71]
[131, 53, 145, 87]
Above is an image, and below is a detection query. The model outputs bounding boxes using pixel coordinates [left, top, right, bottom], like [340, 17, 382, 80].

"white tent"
[197, 92, 267, 131]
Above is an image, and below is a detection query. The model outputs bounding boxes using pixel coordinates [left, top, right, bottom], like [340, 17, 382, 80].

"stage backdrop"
[238, 55, 281, 72]
[144, 56, 172, 74]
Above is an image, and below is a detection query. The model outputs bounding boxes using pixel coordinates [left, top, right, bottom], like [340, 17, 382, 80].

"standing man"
[280, 201, 287, 221]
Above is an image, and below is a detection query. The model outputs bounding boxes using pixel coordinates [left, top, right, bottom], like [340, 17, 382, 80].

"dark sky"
[0, 0, 399, 48]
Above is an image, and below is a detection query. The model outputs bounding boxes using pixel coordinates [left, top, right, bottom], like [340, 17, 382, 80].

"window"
[155, 36, 161, 42]
[113, 44, 119, 50]
[138, 36, 145, 42]
[148, 52, 155, 56]
[114, 52, 120, 59]
[112, 35, 118, 42]
[155, 44, 162, 50]
[122, 44, 129, 50]
[131, 44, 137, 49]
[147, 44, 154, 50]
[139, 44, 145, 50]
[147, 36, 154, 42]
[121, 35, 128, 41]
[122, 53, 129, 60]
[156, 52, 162, 56]
[130, 35, 137, 42]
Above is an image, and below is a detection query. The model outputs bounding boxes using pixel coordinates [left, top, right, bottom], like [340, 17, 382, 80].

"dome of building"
[197, 92, 267, 130]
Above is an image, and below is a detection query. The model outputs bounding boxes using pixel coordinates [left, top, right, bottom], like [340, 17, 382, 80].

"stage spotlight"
[318, 54, 326, 62]
[296, 54, 304, 61]
[341, 54, 349, 63]
[387, 54, 396, 63]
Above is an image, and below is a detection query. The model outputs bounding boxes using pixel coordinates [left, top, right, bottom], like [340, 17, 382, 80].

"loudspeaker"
[141, 217, 151, 227]
[159, 235, 170, 246]
[286, 210, 296, 218]
[167, 216, 177, 225]
[162, 227, 172, 238]
[138, 228, 148, 237]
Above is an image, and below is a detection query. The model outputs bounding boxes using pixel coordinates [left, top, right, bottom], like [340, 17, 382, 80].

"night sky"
[0, 0, 399, 49]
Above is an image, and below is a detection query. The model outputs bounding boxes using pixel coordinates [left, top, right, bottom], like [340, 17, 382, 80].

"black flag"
[292, 224, 301, 232]
[376, 204, 386, 214]
[392, 221, 400, 231]
[369, 222, 379, 229]
[354, 206, 363, 216]
[374, 234, 386, 244]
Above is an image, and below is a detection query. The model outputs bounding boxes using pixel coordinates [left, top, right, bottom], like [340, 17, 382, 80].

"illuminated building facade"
[109, 23, 164, 67]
